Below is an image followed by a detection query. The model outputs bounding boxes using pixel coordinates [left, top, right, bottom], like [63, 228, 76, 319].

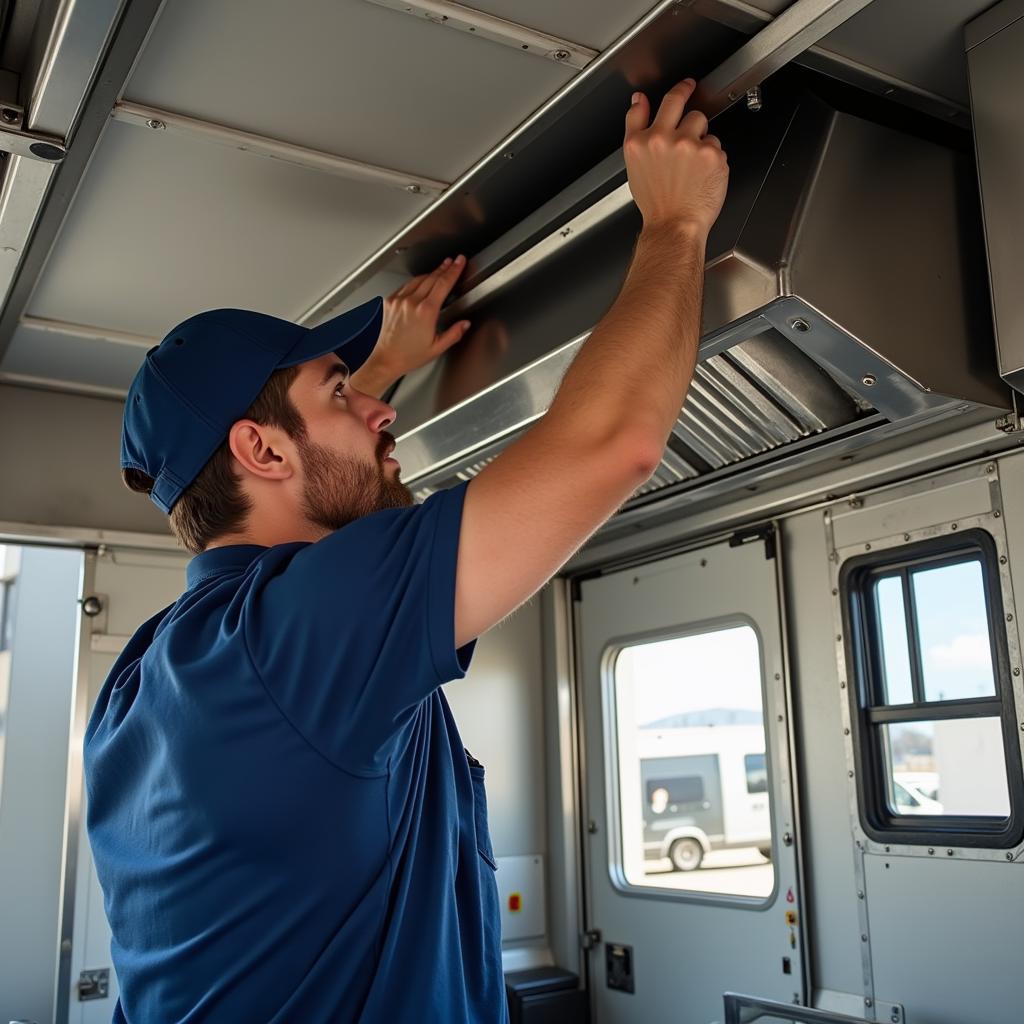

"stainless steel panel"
[467, 0, 657, 52]
[864, 854, 1022, 1023]
[25, 120, 427, 338]
[966, 4, 1024, 395]
[125, 0, 574, 184]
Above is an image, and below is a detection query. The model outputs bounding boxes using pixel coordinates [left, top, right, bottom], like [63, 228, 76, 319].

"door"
[59, 546, 188, 1024]
[576, 531, 805, 1023]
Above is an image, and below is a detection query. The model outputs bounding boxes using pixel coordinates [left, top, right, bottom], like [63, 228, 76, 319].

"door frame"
[567, 523, 811, 1008]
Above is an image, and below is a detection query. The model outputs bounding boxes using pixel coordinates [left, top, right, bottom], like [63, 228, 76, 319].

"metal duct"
[392, 86, 1007, 506]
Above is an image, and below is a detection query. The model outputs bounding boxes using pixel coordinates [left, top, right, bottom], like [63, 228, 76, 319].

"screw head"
[406, 183, 422, 194]
[862, 374, 877, 386]
[552, 48, 571, 60]
[82, 595, 103, 616]
[790, 317, 810, 333]
[146, 118, 166, 130]
[1, 106, 19, 124]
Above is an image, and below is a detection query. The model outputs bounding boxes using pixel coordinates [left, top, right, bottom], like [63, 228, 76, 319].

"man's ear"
[227, 420, 296, 484]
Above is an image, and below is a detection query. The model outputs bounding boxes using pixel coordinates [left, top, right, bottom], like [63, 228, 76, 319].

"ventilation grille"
[411, 348, 846, 505]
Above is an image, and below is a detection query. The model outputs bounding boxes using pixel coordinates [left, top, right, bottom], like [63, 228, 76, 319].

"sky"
[618, 624, 764, 727]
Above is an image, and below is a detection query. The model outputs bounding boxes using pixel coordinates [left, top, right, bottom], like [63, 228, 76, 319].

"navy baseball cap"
[121, 297, 384, 514]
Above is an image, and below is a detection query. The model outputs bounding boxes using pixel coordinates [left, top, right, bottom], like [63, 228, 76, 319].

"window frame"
[841, 529, 1024, 848]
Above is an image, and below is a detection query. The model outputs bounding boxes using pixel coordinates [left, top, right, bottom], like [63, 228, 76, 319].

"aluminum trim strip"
[112, 101, 450, 197]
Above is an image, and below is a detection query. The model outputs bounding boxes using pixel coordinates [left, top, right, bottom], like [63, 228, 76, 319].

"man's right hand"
[623, 78, 729, 239]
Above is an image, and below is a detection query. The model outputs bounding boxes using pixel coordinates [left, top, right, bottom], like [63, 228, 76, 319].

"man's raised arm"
[454, 79, 729, 647]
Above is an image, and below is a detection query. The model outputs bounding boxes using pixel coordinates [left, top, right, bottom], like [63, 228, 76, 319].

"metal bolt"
[1001, 556, 1008, 565]
[928, 847, 935, 855]
[947, 849, 954, 856]
[865, 998, 873, 1008]
[892, 1012, 901, 1023]
[995, 510, 1002, 518]
[832, 588, 838, 596]
[1, 106, 19, 124]
[840, 680, 846, 689]
[778, 714, 784, 722]
[783, 832, 793, 846]
[728, 90, 739, 102]
[1007, 613, 1013, 622]
[790, 317, 810, 333]
[844, 728, 850, 736]
[746, 85, 763, 112]
[1014, 667, 1020, 677]
[848, 770, 854, 778]
[82, 595, 103, 616]
[951, 522, 958, 530]
[848, 496, 864, 509]
[552, 49, 571, 61]
[587, 820, 597, 834]
[861, 934, 868, 942]
[857, 890, 864, 899]
[502, 150, 515, 160]
[862, 374, 877, 386]
[885, 846, 891, 853]
[146, 118, 166, 130]
[406, 183, 422, 194]
[904, 533, 911, 541]
[837, 635, 842, 642]
[1007, 852, 1014, 860]
[987, 463, 996, 473]
[865, 543, 872, 551]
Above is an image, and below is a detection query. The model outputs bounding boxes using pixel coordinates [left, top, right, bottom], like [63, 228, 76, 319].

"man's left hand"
[350, 256, 472, 398]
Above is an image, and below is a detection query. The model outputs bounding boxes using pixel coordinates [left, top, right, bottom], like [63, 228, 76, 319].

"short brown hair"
[123, 365, 304, 553]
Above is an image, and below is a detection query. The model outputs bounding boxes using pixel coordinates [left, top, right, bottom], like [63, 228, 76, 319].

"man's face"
[286, 354, 413, 530]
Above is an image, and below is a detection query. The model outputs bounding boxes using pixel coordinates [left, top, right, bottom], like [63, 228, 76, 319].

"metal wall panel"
[445, 598, 548, 859]
[0, 384, 170, 538]
[864, 854, 1021, 1022]
[781, 509, 866, 1001]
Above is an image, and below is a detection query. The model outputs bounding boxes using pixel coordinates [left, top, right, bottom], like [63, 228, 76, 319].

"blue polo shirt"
[84, 482, 507, 1023]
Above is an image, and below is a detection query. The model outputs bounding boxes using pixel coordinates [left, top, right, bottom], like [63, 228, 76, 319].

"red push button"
[508, 893, 522, 912]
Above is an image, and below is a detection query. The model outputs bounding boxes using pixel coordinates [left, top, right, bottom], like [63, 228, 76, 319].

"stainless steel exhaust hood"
[390, 87, 1007, 506]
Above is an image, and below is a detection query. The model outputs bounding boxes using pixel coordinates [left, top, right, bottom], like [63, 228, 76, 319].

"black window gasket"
[840, 529, 1024, 848]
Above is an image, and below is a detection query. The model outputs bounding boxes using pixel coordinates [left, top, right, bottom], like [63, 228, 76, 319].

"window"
[842, 531, 1024, 846]
[611, 624, 774, 898]
[745, 754, 768, 794]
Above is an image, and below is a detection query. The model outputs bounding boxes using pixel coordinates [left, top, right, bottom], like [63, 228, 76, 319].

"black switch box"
[505, 966, 588, 1024]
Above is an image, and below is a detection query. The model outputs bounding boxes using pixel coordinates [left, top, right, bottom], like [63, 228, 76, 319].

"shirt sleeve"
[245, 482, 475, 774]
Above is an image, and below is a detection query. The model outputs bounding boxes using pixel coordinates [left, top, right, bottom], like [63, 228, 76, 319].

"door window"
[610, 623, 774, 898]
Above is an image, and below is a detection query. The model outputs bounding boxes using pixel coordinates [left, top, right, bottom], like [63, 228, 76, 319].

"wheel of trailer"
[758, 846, 772, 861]
[668, 837, 703, 872]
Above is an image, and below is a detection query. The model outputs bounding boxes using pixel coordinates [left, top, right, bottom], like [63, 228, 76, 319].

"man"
[85, 79, 727, 1023]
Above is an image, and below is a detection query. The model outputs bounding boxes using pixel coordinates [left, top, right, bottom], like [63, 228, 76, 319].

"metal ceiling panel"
[25, 119, 428, 341]
[0, 322, 143, 395]
[467, 0, 659, 51]
[124, 0, 575, 183]
[737, 0, 994, 105]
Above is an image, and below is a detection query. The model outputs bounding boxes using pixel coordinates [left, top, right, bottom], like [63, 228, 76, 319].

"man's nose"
[350, 389, 396, 433]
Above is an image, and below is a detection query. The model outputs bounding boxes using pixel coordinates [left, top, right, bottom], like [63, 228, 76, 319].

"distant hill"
[641, 708, 763, 729]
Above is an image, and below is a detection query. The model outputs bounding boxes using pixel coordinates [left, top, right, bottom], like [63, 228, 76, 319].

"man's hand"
[623, 78, 729, 239]
[349, 256, 472, 397]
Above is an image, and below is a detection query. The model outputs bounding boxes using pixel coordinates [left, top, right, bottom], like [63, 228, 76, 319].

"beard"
[297, 432, 413, 532]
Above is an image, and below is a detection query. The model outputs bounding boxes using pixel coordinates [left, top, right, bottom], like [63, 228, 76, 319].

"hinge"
[729, 523, 777, 560]
[580, 928, 602, 951]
